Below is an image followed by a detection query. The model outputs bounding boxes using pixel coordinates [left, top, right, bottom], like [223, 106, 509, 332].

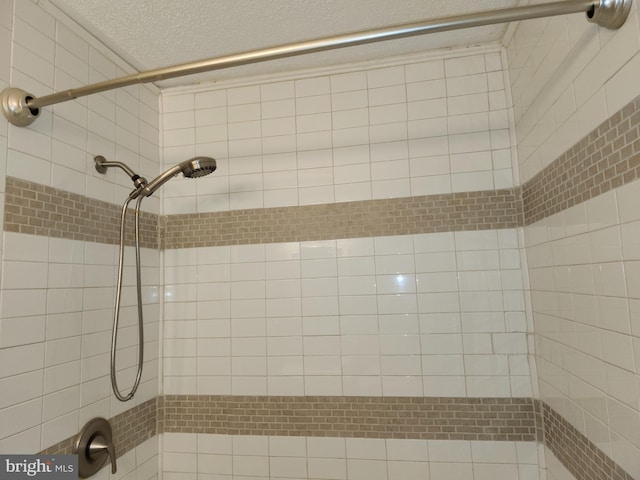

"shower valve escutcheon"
[74, 418, 117, 478]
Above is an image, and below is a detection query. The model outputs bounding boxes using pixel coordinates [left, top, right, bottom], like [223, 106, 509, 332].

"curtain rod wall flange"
[1, 0, 632, 128]
[588, 0, 633, 28]
[1, 88, 41, 127]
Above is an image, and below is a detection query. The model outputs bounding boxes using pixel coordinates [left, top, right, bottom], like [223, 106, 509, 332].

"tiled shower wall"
[506, 1, 640, 479]
[162, 230, 530, 398]
[1, 1, 639, 480]
[160, 47, 515, 213]
[0, 1, 160, 478]
[162, 433, 540, 480]
[159, 47, 541, 479]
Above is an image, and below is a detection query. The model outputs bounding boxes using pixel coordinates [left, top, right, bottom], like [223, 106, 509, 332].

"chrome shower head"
[142, 156, 217, 196]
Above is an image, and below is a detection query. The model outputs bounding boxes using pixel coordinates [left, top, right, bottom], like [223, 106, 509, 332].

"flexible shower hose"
[110, 191, 145, 402]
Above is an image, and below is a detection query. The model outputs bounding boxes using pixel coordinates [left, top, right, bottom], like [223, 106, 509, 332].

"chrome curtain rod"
[1, 0, 632, 127]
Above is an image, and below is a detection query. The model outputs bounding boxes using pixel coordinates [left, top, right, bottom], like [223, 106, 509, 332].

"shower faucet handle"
[88, 434, 117, 474]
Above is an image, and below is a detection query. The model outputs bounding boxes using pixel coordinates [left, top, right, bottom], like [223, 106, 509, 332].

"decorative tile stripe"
[159, 395, 539, 441]
[162, 189, 523, 249]
[110, 398, 157, 460]
[541, 402, 634, 480]
[40, 398, 157, 458]
[523, 94, 640, 225]
[39, 436, 74, 457]
[37, 396, 636, 480]
[4, 177, 159, 249]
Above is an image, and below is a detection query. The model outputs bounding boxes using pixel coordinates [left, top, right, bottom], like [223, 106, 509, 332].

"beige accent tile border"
[162, 189, 524, 249]
[541, 401, 634, 480]
[523, 95, 640, 225]
[4, 179, 524, 250]
[36, 396, 636, 480]
[40, 398, 157, 458]
[4, 177, 159, 249]
[159, 395, 540, 441]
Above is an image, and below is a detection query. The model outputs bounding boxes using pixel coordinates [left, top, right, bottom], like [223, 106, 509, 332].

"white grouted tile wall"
[4, 0, 161, 213]
[0, 232, 160, 452]
[507, 0, 640, 478]
[160, 46, 515, 214]
[507, 0, 640, 183]
[158, 46, 538, 479]
[90, 436, 158, 480]
[542, 447, 575, 480]
[526, 184, 640, 479]
[163, 229, 531, 398]
[0, 0, 10, 270]
[0, 3, 160, 476]
[162, 433, 541, 480]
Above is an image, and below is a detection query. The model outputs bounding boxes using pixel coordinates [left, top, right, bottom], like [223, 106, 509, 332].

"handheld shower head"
[182, 157, 218, 178]
[142, 156, 217, 196]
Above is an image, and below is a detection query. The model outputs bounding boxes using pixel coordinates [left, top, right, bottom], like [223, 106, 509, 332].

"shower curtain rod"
[0, 0, 632, 127]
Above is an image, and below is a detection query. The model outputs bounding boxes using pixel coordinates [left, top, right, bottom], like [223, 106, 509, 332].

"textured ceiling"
[49, 0, 524, 88]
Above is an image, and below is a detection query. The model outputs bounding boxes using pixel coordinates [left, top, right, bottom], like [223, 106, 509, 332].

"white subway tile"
[406, 60, 444, 82]
[473, 463, 519, 480]
[0, 315, 45, 349]
[387, 461, 429, 480]
[331, 71, 367, 93]
[334, 125, 370, 146]
[297, 94, 331, 114]
[227, 85, 260, 105]
[339, 315, 379, 335]
[196, 433, 232, 454]
[381, 375, 423, 396]
[407, 78, 446, 102]
[308, 457, 347, 479]
[0, 398, 43, 441]
[448, 93, 489, 116]
[447, 73, 488, 96]
[0, 370, 43, 410]
[195, 90, 227, 109]
[385, 439, 428, 461]
[296, 77, 331, 97]
[307, 437, 346, 458]
[164, 451, 197, 473]
[428, 439, 472, 462]
[270, 456, 307, 477]
[231, 376, 267, 394]
[451, 170, 494, 192]
[162, 433, 196, 453]
[367, 66, 405, 88]
[261, 81, 294, 101]
[304, 375, 343, 395]
[593, 262, 628, 297]
[341, 355, 381, 375]
[369, 103, 408, 125]
[445, 56, 486, 77]
[332, 90, 368, 111]
[347, 438, 386, 459]
[369, 85, 406, 107]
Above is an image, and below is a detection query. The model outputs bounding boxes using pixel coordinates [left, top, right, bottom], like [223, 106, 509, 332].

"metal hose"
[110, 191, 145, 402]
